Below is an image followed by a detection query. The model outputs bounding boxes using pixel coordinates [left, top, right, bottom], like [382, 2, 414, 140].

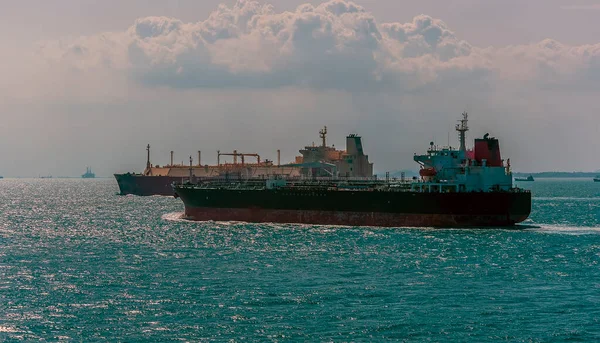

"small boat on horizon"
[82, 167, 96, 179]
[515, 175, 535, 182]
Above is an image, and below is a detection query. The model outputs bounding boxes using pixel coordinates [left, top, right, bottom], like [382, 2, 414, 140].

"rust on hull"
[183, 207, 529, 228]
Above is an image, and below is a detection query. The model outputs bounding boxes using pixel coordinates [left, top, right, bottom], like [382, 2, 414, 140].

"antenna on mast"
[455, 111, 469, 152]
[319, 126, 327, 147]
[146, 144, 151, 169]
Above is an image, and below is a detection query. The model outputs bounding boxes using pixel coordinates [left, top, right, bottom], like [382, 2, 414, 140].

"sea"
[0, 178, 599, 342]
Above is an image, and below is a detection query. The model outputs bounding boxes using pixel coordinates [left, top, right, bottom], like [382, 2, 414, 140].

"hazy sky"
[1, 0, 600, 177]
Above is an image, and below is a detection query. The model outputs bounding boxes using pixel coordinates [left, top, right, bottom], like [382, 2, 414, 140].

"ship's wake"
[161, 212, 187, 222]
[160, 213, 313, 229]
[525, 224, 600, 235]
[160, 213, 599, 234]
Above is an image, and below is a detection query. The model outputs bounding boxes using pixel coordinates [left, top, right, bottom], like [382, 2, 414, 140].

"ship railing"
[174, 174, 417, 183]
[510, 187, 531, 193]
[172, 175, 420, 190]
[173, 176, 385, 184]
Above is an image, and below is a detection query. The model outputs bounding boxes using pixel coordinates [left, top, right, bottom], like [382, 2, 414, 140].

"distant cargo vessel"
[174, 113, 531, 228]
[114, 146, 300, 196]
[515, 175, 534, 182]
[82, 167, 96, 178]
[115, 127, 373, 196]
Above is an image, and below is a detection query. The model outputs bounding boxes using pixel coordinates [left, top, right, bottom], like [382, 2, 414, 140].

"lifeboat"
[419, 168, 437, 177]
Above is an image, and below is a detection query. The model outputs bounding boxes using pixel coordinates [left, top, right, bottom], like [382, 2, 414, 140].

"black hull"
[173, 187, 531, 228]
[114, 173, 252, 196]
[114, 174, 185, 196]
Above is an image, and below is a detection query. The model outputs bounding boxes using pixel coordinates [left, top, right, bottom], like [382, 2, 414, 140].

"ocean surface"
[1, 178, 599, 342]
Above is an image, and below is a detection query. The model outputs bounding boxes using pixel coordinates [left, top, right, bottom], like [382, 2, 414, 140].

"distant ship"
[82, 167, 96, 178]
[39, 175, 52, 179]
[114, 127, 372, 196]
[515, 175, 534, 182]
[114, 145, 301, 196]
[173, 113, 531, 227]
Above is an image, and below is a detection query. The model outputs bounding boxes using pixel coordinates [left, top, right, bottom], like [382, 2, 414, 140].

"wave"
[533, 197, 600, 201]
[0, 326, 20, 333]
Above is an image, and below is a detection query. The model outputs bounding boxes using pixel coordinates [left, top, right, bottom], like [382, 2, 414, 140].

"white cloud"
[36, 0, 600, 94]
[37, 0, 600, 96]
[34, 0, 500, 92]
[3, 0, 600, 176]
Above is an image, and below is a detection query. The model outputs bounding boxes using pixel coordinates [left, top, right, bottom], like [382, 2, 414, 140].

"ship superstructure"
[412, 112, 513, 193]
[293, 127, 373, 177]
[173, 113, 531, 228]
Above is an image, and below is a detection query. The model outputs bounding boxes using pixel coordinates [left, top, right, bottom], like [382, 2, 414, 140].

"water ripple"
[0, 178, 599, 341]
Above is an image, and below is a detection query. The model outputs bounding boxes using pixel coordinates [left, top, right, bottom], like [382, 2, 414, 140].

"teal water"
[1, 178, 599, 342]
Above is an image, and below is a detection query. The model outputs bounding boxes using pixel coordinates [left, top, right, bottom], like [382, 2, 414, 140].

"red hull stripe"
[184, 207, 528, 228]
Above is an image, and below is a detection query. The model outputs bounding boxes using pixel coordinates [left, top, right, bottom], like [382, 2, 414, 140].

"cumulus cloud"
[38, 0, 495, 91]
[34, 0, 600, 93]
[491, 39, 600, 89]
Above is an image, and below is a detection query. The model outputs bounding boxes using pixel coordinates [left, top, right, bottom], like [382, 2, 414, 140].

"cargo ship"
[114, 127, 374, 196]
[114, 146, 301, 196]
[82, 167, 96, 178]
[173, 113, 531, 227]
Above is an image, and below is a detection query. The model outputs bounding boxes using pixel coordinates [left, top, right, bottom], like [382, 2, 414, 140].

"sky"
[1, 0, 600, 177]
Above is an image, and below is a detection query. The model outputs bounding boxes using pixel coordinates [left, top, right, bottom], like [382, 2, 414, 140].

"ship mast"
[455, 112, 469, 152]
[189, 156, 193, 182]
[146, 144, 151, 169]
[319, 126, 327, 147]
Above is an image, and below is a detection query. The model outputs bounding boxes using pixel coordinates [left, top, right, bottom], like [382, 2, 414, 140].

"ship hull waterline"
[174, 188, 531, 228]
